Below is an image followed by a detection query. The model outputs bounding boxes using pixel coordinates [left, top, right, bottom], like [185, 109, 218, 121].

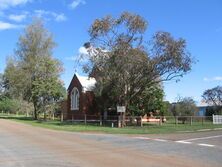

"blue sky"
[0, 0, 222, 103]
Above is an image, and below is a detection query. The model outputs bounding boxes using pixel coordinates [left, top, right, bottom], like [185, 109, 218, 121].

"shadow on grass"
[0, 116, 33, 121]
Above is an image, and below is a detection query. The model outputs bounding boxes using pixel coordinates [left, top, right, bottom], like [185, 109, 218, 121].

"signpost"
[117, 106, 126, 127]
[117, 106, 126, 113]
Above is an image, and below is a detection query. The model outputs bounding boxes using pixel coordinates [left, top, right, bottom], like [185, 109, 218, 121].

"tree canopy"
[171, 97, 197, 117]
[202, 86, 222, 115]
[202, 86, 222, 106]
[3, 19, 65, 119]
[79, 12, 195, 116]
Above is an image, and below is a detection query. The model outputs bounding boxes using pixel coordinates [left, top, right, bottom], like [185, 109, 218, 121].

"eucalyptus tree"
[81, 12, 194, 120]
[202, 86, 222, 114]
[202, 86, 222, 106]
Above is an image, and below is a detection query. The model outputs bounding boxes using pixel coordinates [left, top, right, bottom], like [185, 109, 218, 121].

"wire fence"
[61, 114, 220, 128]
[1, 111, 221, 128]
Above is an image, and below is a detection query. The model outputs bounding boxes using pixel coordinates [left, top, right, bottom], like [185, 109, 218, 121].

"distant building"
[64, 74, 98, 120]
[197, 102, 208, 116]
[196, 101, 219, 116]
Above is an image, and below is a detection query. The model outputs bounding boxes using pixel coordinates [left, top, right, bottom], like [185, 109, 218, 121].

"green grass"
[1, 114, 222, 134]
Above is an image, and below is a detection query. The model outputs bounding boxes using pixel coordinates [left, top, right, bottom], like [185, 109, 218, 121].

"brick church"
[63, 74, 99, 120]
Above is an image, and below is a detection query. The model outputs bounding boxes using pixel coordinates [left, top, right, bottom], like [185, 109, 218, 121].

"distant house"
[196, 101, 220, 116]
[64, 74, 98, 120]
[197, 102, 208, 116]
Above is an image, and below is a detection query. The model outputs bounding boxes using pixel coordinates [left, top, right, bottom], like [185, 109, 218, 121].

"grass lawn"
[1, 114, 222, 134]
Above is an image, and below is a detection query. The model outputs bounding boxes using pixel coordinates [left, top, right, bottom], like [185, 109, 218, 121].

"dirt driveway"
[0, 119, 221, 167]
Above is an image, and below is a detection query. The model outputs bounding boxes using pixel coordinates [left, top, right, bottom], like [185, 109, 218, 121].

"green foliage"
[0, 98, 19, 113]
[205, 106, 222, 116]
[3, 19, 65, 120]
[82, 12, 194, 115]
[202, 86, 222, 106]
[171, 97, 197, 116]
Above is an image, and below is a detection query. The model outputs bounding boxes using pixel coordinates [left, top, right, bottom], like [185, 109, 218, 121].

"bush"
[0, 98, 19, 114]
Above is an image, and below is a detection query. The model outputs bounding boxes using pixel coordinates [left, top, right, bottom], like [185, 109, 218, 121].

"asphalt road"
[0, 119, 222, 167]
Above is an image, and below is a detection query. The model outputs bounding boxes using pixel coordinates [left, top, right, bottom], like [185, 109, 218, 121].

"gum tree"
[81, 12, 195, 122]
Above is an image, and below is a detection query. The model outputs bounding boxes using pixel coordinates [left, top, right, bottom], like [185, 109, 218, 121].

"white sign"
[117, 106, 126, 113]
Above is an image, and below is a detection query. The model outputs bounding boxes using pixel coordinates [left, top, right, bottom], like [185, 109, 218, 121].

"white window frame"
[71, 87, 79, 110]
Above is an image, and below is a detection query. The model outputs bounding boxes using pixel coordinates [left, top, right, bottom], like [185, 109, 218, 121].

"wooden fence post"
[140, 116, 143, 127]
[61, 112, 63, 122]
[159, 116, 162, 126]
[84, 114, 87, 125]
[175, 116, 178, 125]
[118, 115, 122, 128]
[100, 115, 102, 126]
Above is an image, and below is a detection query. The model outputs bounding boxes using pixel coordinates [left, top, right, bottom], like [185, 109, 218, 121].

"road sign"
[117, 106, 126, 113]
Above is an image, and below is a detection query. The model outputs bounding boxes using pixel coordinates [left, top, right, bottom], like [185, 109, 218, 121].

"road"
[0, 119, 222, 167]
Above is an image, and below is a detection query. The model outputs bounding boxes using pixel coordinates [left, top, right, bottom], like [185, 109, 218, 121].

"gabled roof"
[76, 74, 96, 92]
[68, 73, 96, 92]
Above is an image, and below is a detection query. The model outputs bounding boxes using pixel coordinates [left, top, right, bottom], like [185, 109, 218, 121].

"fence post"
[100, 115, 102, 126]
[118, 115, 122, 128]
[84, 114, 87, 125]
[159, 116, 162, 126]
[61, 112, 63, 122]
[213, 114, 214, 124]
[140, 116, 143, 127]
[175, 116, 178, 125]
[202, 116, 204, 126]
[190, 116, 192, 126]
[72, 114, 74, 123]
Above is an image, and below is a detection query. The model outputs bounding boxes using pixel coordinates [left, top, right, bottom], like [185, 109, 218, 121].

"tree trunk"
[33, 103, 38, 120]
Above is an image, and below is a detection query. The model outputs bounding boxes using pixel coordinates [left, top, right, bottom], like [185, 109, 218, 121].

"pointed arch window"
[71, 87, 79, 110]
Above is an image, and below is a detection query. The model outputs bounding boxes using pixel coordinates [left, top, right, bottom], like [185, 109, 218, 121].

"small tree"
[202, 86, 222, 114]
[0, 97, 19, 114]
[171, 97, 197, 123]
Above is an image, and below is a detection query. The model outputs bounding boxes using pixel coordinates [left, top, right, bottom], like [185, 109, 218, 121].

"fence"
[1, 112, 220, 128]
[213, 115, 222, 124]
[61, 114, 217, 128]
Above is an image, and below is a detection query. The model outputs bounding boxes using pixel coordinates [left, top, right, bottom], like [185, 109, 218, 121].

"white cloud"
[65, 47, 89, 61]
[0, 0, 30, 10]
[8, 13, 27, 22]
[204, 76, 222, 82]
[70, 0, 86, 9]
[79, 46, 88, 55]
[0, 21, 23, 30]
[54, 13, 67, 22]
[34, 10, 67, 22]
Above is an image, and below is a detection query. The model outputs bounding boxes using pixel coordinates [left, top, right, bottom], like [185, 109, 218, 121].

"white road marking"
[182, 135, 222, 142]
[214, 128, 222, 130]
[198, 144, 215, 147]
[154, 139, 168, 142]
[134, 137, 150, 140]
[197, 129, 211, 132]
[178, 131, 193, 133]
[134, 137, 168, 142]
[175, 141, 192, 144]
[135, 135, 220, 149]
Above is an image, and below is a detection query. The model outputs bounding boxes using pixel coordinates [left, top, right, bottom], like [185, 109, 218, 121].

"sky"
[0, 0, 222, 104]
